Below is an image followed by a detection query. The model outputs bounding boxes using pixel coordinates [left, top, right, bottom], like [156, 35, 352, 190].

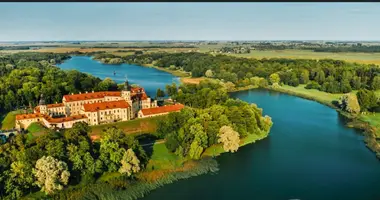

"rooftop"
[16, 113, 44, 120]
[83, 100, 131, 112]
[47, 103, 65, 108]
[45, 114, 87, 123]
[141, 104, 184, 116]
[63, 91, 121, 102]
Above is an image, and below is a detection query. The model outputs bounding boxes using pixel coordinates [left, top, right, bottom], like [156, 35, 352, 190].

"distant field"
[218, 50, 380, 65]
[2, 44, 380, 65]
[0, 47, 197, 55]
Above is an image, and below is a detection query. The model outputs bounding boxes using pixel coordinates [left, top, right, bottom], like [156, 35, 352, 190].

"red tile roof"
[45, 114, 87, 123]
[83, 100, 131, 112]
[63, 91, 121, 102]
[47, 103, 65, 108]
[130, 87, 145, 93]
[16, 113, 44, 120]
[16, 113, 87, 123]
[141, 104, 184, 116]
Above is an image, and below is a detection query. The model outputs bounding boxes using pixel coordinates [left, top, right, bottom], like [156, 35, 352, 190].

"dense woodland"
[0, 53, 122, 113]
[0, 123, 146, 199]
[123, 52, 380, 94]
[157, 80, 273, 159]
[307, 45, 380, 53]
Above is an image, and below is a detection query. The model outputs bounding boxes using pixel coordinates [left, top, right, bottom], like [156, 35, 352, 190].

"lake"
[57, 56, 180, 98]
[142, 89, 380, 200]
[58, 57, 380, 200]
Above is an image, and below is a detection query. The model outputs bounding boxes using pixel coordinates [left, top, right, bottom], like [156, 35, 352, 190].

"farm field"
[219, 49, 380, 65]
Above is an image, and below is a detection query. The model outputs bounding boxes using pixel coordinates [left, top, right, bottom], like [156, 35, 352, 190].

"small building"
[138, 104, 185, 118]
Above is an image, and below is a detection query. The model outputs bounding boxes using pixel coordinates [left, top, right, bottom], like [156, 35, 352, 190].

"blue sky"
[0, 3, 379, 41]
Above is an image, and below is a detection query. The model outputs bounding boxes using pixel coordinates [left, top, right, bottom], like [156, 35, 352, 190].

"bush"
[305, 81, 321, 90]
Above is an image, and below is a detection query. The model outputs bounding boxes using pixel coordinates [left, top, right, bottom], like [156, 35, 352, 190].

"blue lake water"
[57, 56, 180, 98]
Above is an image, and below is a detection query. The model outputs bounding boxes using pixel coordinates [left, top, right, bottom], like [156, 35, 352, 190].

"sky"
[0, 3, 379, 41]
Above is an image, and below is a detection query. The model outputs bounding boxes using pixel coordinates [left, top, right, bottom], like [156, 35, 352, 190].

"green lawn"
[27, 122, 49, 136]
[142, 63, 191, 78]
[146, 142, 185, 171]
[0, 110, 23, 130]
[360, 113, 380, 138]
[275, 84, 344, 105]
[90, 115, 167, 137]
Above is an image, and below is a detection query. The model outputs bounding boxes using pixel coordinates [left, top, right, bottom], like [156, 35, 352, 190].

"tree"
[33, 156, 70, 194]
[165, 83, 178, 97]
[315, 70, 326, 85]
[339, 93, 361, 114]
[351, 76, 362, 90]
[188, 123, 208, 159]
[371, 76, 380, 90]
[300, 70, 310, 84]
[119, 149, 141, 176]
[269, 73, 280, 85]
[340, 78, 352, 93]
[357, 89, 378, 111]
[305, 81, 321, 90]
[218, 126, 240, 153]
[205, 69, 214, 78]
[223, 81, 236, 92]
[96, 77, 118, 91]
[156, 88, 165, 98]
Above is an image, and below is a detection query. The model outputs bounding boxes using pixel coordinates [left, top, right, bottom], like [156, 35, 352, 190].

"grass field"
[0, 110, 23, 130]
[0, 47, 197, 55]
[90, 115, 167, 138]
[277, 84, 343, 104]
[27, 122, 49, 136]
[360, 113, 380, 138]
[146, 142, 185, 171]
[142, 63, 191, 78]
[216, 50, 380, 65]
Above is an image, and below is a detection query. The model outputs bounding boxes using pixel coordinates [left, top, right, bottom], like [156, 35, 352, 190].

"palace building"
[15, 79, 184, 130]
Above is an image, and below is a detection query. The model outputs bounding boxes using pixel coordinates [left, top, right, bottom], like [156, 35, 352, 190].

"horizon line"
[1, 39, 380, 43]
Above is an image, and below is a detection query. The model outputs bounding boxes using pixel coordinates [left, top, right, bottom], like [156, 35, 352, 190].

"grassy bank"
[141, 63, 191, 78]
[90, 115, 167, 138]
[203, 130, 268, 157]
[0, 110, 24, 130]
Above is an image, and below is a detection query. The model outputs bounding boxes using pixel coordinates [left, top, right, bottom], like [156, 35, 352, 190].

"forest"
[0, 122, 146, 200]
[308, 45, 380, 53]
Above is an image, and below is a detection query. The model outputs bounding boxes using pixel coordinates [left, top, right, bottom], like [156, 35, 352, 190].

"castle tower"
[39, 94, 47, 114]
[121, 76, 131, 101]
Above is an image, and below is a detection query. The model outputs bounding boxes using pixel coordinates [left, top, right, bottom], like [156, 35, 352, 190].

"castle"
[15, 79, 184, 130]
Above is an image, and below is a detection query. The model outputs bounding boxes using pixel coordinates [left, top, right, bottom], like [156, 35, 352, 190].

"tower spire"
[39, 93, 46, 105]
[124, 74, 131, 91]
